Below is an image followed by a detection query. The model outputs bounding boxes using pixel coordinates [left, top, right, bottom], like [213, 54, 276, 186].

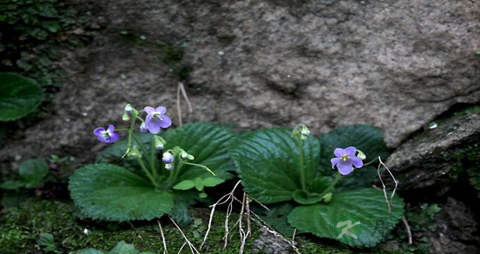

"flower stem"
[121, 116, 138, 158]
[136, 156, 157, 187]
[182, 161, 216, 176]
[295, 139, 307, 191]
[320, 173, 342, 196]
[131, 134, 157, 185]
[150, 140, 157, 180]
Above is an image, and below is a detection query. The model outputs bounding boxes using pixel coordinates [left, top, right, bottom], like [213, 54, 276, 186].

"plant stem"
[131, 134, 157, 184]
[296, 139, 307, 191]
[121, 117, 138, 158]
[150, 140, 157, 180]
[136, 156, 157, 187]
[182, 161, 216, 176]
[320, 173, 342, 196]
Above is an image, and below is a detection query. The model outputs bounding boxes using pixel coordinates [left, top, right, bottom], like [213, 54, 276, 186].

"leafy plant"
[74, 241, 154, 254]
[69, 105, 234, 222]
[0, 72, 43, 121]
[0, 159, 49, 190]
[230, 124, 404, 247]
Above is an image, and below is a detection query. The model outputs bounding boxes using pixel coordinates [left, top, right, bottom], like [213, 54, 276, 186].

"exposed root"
[237, 192, 251, 254]
[169, 217, 200, 254]
[201, 180, 242, 250]
[231, 196, 301, 254]
[157, 220, 168, 254]
[402, 216, 413, 245]
[377, 156, 398, 213]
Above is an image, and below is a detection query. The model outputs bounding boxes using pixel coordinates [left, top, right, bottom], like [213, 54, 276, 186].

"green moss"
[0, 199, 262, 253]
[1, 197, 424, 253]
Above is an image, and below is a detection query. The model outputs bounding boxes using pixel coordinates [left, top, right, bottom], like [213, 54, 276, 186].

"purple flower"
[330, 146, 363, 175]
[144, 106, 172, 134]
[93, 125, 119, 144]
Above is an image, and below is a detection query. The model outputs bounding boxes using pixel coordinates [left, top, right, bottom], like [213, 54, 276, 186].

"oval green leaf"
[230, 129, 320, 204]
[69, 164, 173, 221]
[288, 188, 404, 247]
[0, 72, 43, 121]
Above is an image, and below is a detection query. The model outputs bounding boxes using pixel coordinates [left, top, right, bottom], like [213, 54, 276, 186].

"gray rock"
[1, 0, 479, 164]
[429, 198, 479, 254]
[386, 112, 480, 194]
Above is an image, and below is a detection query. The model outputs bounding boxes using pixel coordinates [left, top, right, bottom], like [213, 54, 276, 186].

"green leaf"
[288, 188, 404, 247]
[292, 190, 323, 205]
[318, 125, 389, 190]
[108, 241, 139, 254]
[194, 177, 204, 191]
[74, 249, 105, 254]
[162, 123, 235, 181]
[202, 176, 225, 187]
[255, 203, 296, 236]
[173, 180, 195, 190]
[18, 159, 49, 188]
[38, 233, 58, 253]
[169, 191, 197, 225]
[230, 129, 320, 203]
[0, 72, 43, 121]
[73, 241, 147, 254]
[69, 164, 173, 221]
[0, 180, 25, 190]
[96, 133, 152, 163]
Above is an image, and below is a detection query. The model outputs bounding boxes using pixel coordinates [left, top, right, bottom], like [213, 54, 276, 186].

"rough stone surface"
[429, 198, 480, 254]
[251, 227, 294, 254]
[1, 0, 480, 166]
[386, 112, 480, 194]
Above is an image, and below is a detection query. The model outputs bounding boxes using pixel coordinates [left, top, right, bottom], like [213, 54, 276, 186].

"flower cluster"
[93, 104, 172, 144]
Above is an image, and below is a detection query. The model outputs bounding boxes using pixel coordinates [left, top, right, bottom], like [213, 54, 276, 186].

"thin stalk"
[131, 134, 157, 185]
[295, 139, 306, 191]
[319, 173, 342, 196]
[121, 117, 137, 158]
[182, 161, 216, 176]
[167, 159, 181, 188]
[150, 140, 157, 180]
[136, 156, 157, 187]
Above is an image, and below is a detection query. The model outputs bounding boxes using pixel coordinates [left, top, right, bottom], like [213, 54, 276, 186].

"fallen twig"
[176, 82, 193, 127]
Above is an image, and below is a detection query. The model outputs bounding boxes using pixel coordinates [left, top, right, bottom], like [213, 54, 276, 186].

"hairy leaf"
[69, 164, 173, 221]
[288, 188, 404, 247]
[230, 129, 320, 203]
[162, 123, 235, 181]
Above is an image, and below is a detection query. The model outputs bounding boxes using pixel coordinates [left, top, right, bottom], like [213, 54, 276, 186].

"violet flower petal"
[330, 157, 340, 168]
[146, 117, 161, 134]
[93, 127, 104, 136]
[144, 106, 155, 114]
[155, 106, 167, 114]
[157, 115, 172, 128]
[344, 146, 357, 156]
[350, 156, 363, 168]
[334, 148, 345, 157]
[337, 161, 354, 175]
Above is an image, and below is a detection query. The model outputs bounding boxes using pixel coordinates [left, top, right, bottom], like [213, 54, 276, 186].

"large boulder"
[387, 112, 480, 196]
[1, 0, 479, 164]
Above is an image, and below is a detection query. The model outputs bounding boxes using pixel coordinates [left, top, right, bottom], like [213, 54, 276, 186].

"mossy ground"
[0, 196, 433, 254]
